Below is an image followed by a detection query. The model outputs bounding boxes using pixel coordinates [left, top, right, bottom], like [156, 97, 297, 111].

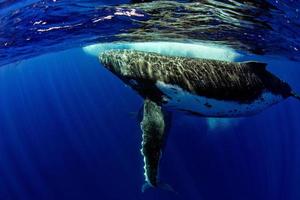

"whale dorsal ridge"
[241, 61, 267, 70]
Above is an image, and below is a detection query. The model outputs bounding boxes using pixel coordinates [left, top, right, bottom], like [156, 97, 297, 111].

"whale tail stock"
[291, 91, 300, 101]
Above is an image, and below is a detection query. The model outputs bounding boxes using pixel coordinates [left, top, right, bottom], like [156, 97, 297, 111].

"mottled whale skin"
[99, 49, 299, 191]
[140, 99, 165, 189]
[100, 49, 295, 117]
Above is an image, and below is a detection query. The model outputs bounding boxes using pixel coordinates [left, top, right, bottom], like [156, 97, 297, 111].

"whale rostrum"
[99, 49, 299, 191]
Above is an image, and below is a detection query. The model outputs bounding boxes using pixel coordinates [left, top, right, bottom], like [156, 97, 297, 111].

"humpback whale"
[99, 49, 300, 190]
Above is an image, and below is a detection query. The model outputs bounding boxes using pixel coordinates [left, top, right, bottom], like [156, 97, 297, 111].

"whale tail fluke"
[291, 91, 300, 101]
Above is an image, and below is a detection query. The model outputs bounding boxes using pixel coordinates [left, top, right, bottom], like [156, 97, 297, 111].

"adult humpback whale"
[99, 49, 300, 190]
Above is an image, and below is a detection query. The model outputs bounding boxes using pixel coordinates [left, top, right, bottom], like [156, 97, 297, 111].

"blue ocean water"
[1, 0, 300, 200]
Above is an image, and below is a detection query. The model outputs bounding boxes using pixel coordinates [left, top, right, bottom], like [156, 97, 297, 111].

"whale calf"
[99, 49, 300, 190]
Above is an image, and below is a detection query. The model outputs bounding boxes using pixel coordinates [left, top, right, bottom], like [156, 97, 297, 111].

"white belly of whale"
[156, 81, 284, 117]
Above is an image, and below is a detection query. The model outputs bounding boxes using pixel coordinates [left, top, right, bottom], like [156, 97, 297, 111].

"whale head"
[100, 50, 127, 75]
[99, 49, 144, 79]
[99, 49, 167, 102]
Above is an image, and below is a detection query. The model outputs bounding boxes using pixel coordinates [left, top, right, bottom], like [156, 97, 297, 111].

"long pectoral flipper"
[140, 99, 166, 189]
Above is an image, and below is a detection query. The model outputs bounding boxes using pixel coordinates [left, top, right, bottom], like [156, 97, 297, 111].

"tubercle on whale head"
[99, 51, 117, 72]
[99, 50, 128, 75]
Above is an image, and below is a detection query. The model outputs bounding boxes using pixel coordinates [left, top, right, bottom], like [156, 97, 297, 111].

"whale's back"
[100, 50, 291, 104]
